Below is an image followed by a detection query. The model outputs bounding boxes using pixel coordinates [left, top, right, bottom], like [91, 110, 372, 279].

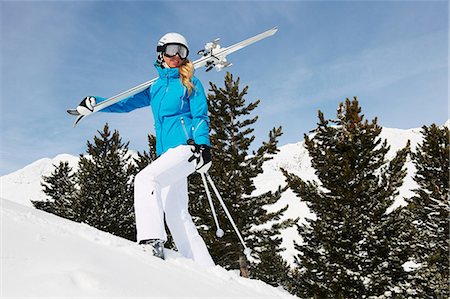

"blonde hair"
[179, 60, 195, 96]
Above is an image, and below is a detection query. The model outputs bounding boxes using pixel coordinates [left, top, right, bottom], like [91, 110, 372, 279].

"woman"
[76, 32, 215, 267]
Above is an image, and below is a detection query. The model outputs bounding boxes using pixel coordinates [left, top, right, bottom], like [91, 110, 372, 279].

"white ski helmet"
[157, 32, 189, 51]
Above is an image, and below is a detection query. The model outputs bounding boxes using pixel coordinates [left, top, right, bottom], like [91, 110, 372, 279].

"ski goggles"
[157, 43, 189, 59]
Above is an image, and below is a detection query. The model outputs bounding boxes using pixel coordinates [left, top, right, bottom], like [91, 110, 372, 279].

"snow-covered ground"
[0, 124, 432, 296]
[1, 197, 296, 298]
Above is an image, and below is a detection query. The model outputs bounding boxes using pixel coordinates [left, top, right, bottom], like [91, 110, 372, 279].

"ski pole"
[205, 172, 253, 262]
[200, 172, 224, 238]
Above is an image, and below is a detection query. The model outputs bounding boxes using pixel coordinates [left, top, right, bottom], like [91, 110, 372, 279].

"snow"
[402, 261, 421, 272]
[1, 198, 296, 298]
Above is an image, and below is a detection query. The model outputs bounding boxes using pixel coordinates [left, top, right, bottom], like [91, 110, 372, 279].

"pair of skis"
[67, 27, 278, 126]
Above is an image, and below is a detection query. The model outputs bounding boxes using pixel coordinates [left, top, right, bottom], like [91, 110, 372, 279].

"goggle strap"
[157, 43, 187, 52]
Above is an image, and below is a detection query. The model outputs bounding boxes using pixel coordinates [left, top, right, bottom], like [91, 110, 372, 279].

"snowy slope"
[0, 154, 79, 207]
[0, 125, 426, 265]
[1, 198, 296, 298]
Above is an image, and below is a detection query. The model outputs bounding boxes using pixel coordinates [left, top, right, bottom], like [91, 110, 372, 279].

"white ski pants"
[134, 145, 214, 267]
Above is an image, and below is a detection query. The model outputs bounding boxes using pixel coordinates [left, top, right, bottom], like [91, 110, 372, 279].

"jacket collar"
[154, 62, 180, 79]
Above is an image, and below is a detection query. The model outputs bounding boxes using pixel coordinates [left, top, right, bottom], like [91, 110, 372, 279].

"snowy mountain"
[0, 154, 79, 207]
[1, 197, 296, 298]
[0, 125, 425, 267]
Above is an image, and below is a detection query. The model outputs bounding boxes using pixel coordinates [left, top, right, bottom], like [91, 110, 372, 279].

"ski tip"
[73, 115, 84, 127]
[269, 26, 279, 34]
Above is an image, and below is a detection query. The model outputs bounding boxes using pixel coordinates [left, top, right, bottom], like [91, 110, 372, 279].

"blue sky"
[1, 0, 448, 175]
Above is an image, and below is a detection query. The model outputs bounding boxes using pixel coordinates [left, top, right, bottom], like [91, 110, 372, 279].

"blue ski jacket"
[97, 63, 210, 156]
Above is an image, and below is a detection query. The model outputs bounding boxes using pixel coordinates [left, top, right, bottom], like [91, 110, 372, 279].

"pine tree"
[73, 123, 137, 241]
[406, 124, 449, 298]
[32, 161, 76, 216]
[250, 226, 294, 288]
[134, 134, 158, 171]
[283, 98, 412, 298]
[33, 124, 137, 241]
[189, 72, 295, 283]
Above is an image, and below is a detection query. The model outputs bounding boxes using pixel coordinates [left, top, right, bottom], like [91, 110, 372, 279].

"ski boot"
[139, 239, 165, 260]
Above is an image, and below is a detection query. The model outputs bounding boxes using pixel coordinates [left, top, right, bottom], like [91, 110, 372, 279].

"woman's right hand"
[76, 96, 96, 116]
[188, 142, 212, 174]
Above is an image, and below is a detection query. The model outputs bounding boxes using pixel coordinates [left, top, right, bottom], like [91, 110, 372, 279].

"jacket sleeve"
[97, 87, 151, 113]
[189, 77, 211, 146]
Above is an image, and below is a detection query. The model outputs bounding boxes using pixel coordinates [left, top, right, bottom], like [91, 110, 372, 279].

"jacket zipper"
[165, 73, 169, 92]
[159, 74, 170, 152]
[180, 87, 187, 111]
[180, 117, 190, 142]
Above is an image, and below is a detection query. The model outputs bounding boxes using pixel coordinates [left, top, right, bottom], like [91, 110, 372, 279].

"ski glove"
[77, 96, 96, 116]
[188, 140, 212, 174]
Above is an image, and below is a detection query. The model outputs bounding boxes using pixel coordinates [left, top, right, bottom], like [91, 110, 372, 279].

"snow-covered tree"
[33, 124, 137, 241]
[283, 98, 412, 298]
[32, 161, 76, 217]
[189, 72, 295, 283]
[406, 124, 449, 298]
[73, 124, 137, 241]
